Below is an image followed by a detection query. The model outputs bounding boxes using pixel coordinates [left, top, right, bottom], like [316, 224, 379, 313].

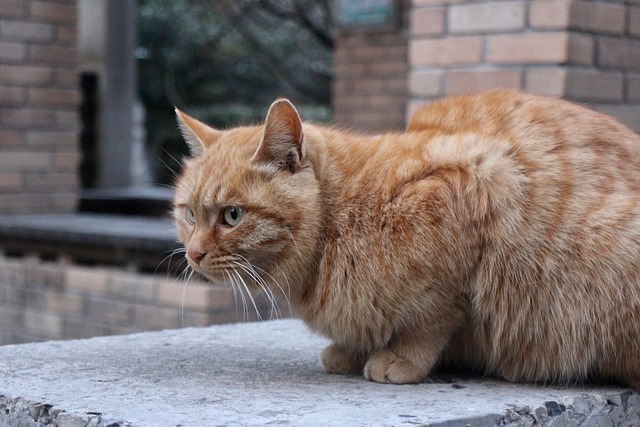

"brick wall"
[0, 0, 80, 214]
[408, 0, 640, 132]
[332, 1, 409, 132]
[0, 256, 270, 345]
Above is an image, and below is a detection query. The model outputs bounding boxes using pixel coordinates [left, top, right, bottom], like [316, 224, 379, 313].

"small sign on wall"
[335, 0, 398, 31]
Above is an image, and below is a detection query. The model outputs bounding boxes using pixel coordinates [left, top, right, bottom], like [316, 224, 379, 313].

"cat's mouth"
[189, 253, 266, 286]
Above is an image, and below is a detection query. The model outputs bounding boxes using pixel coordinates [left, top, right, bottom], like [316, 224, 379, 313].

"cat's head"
[173, 99, 321, 288]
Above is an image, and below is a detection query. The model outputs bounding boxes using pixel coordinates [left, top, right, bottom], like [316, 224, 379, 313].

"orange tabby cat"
[174, 90, 640, 386]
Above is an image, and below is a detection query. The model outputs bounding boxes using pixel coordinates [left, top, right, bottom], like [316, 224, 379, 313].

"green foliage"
[137, 0, 332, 184]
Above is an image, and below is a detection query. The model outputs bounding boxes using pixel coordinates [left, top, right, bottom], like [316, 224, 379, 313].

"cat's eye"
[222, 206, 244, 227]
[185, 206, 196, 224]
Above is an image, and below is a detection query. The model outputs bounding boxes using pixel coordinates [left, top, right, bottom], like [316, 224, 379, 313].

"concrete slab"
[0, 319, 638, 426]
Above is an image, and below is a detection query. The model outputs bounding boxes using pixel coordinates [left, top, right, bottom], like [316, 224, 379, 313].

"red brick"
[0, 64, 51, 86]
[629, 7, 640, 37]
[598, 37, 640, 71]
[66, 266, 110, 294]
[0, 85, 25, 106]
[0, 130, 23, 146]
[334, 62, 366, 78]
[568, 33, 594, 66]
[413, 0, 466, 4]
[24, 309, 63, 338]
[352, 79, 385, 94]
[570, 1, 626, 35]
[410, 36, 482, 66]
[55, 110, 79, 128]
[0, 108, 55, 128]
[565, 69, 623, 102]
[29, 44, 77, 64]
[53, 192, 77, 213]
[386, 78, 407, 94]
[370, 61, 407, 77]
[0, 173, 23, 190]
[628, 74, 640, 102]
[529, 0, 571, 29]
[449, 1, 525, 34]
[44, 291, 83, 315]
[86, 297, 133, 325]
[446, 69, 522, 95]
[56, 25, 77, 46]
[0, 151, 52, 172]
[54, 151, 80, 171]
[157, 280, 234, 311]
[30, 1, 77, 25]
[0, 1, 26, 18]
[134, 304, 181, 329]
[26, 131, 76, 147]
[409, 70, 443, 97]
[410, 7, 445, 36]
[0, 42, 26, 62]
[0, 194, 55, 213]
[525, 67, 567, 96]
[487, 32, 569, 64]
[55, 69, 79, 88]
[0, 20, 53, 42]
[28, 88, 80, 107]
[108, 271, 157, 302]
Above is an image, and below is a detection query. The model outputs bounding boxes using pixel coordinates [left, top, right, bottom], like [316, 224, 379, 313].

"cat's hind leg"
[321, 343, 366, 374]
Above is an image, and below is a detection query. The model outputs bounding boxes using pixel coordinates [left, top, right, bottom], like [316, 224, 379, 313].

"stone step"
[0, 319, 637, 426]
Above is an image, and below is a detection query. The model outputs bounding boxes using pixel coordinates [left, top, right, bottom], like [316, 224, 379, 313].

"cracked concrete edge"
[0, 394, 129, 427]
[495, 390, 640, 427]
[1, 390, 638, 427]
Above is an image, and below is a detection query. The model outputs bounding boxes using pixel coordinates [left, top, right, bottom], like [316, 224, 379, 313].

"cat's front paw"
[321, 344, 365, 374]
[364, 350, 426, 384]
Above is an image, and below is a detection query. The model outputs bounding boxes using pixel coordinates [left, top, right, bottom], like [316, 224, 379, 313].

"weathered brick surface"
[382, 0, 640, 130]
[598, 37, 640, 71]
[0, 0, 79, 214]
[447, 69, 522, 95]
[565, 69, 624, 102]
[448, 2, 525, 34]
[525, 67, 567, 96]
[0, 257, 244, 345]
[529, 0, 572, 29]
[332, 12, 408, 131]
[411, 36, 483, 66]
[487, 33, 569, 64]
[570, 1, 626, 35]
[411, 7, 445, 36]
[630, 7, 640, 37]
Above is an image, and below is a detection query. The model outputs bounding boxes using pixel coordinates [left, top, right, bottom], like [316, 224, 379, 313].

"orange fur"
[174, 91, 640, 386]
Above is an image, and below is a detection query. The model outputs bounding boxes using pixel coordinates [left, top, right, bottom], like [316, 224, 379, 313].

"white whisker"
[232, 266, 263, 321]
[232, 261, 281, 320]
[233, 254, 291, 318]
[230, 267, 249, 321]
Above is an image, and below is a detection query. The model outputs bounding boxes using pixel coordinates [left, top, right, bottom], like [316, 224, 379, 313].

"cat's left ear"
[175, 108, 221, 157]
[253, 99, 304, 173]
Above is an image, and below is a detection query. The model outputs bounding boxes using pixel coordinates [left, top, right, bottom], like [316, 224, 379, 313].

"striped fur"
[174, 91, 640, 386]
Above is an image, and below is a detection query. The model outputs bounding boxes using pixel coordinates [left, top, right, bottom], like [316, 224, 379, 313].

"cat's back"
[408, 91, 640, 384]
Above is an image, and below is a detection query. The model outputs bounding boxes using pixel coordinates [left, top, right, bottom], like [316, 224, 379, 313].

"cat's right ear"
[175, 108, 221, 157]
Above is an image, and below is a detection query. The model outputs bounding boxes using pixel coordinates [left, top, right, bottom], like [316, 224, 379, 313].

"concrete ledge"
[0, 214, 178, 270]
[0, 319, 638, 426]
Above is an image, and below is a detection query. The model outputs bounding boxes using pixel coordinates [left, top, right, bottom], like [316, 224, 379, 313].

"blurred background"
[1, 0, 639, 344]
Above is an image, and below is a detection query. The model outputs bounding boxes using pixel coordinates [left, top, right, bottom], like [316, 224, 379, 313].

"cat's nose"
[188, 250, 207, 265]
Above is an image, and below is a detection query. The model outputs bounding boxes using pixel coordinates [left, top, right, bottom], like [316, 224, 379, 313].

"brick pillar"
[0, 0, 81, 214]
[408, 0, 640, 132]
[332, 1, 409, 132]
